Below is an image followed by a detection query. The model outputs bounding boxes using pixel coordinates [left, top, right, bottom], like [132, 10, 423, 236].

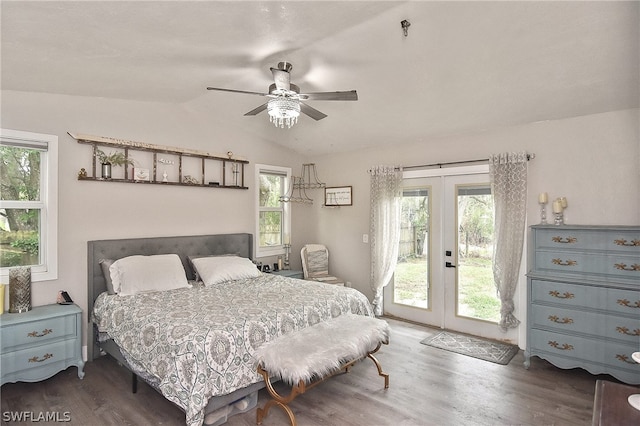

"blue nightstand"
[1, 304, 85, 385]
[272, 270, 304, 280]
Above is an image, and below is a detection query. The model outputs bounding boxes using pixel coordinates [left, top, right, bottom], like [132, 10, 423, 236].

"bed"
[87, 233, 374, 426]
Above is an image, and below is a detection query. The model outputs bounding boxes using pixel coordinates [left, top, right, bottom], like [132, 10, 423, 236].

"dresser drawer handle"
[614, 238, 640, 247]
[552, 258, 577, 267]
[552, 236, 577, 244]
[549, 290, 574, 299]
[614, 263, 640, 272]
[548, 341, 573, 351]
[615, 354, 637, 365]
[27, 328, 53, 338]
[28, 353, 53, 363]
[548, 315, 573, 324]
[616, 326, 640, 336]
[617, 299, 640, 309]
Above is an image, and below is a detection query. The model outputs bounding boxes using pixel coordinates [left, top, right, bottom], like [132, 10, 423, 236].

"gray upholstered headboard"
[87, 233, 253, 361]
[87, 232, 252, 314]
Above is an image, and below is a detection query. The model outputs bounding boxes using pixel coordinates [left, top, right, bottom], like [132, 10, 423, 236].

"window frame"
[0, 128, 58, 282]
[255, 164, 291, 258]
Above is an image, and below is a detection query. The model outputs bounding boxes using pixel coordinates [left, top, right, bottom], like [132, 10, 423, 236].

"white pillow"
[192, 255, 261, 286]
[109, 254, 190, 296]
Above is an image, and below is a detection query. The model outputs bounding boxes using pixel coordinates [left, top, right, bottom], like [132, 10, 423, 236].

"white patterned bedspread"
[92, 273, 374, 426]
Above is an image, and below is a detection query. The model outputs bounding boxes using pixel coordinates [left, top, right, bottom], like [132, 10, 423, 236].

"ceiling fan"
[206, 62, 358, 128]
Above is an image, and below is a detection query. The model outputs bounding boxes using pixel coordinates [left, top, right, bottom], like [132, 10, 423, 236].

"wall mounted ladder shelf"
[69, 133, 248, 189]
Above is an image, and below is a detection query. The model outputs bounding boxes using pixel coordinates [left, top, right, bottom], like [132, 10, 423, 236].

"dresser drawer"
[531, 279, 640, 314]
[534, 250, 640, 281]
[0, 314, 78, 352]
[534, 228, 640, 253]
[530, 304, 639, 344]
[529, 329, 640, 374]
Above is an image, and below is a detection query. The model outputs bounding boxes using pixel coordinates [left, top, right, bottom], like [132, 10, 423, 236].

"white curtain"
[369, 165, 403, 316]
[489, 152, 529, 331]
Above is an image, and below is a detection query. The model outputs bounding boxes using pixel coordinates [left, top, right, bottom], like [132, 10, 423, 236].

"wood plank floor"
[1, 318, 625, 425]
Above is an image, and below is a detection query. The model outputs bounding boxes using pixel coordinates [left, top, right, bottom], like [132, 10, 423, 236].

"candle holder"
[539, 202, 548, 224]
[283, 243, 291, 270]
[554, 212, 564, 226]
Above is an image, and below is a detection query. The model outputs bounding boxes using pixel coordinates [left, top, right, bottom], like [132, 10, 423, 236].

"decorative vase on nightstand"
[9, 266, 31, 313]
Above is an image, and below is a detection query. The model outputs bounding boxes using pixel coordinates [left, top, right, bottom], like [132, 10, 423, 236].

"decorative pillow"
[99, 259, 116, 295]
[191, 255, 261, 286]
[109, 254, 189, 296]
[306, 250, 329, 277]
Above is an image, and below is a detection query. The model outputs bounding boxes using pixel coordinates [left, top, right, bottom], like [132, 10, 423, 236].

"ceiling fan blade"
[244, 103, 268, 116]
[206, 87, 269, 97]
[299, 102, 328, 121]
[299, 90, 358, 101]
[270, 68, 291, 91]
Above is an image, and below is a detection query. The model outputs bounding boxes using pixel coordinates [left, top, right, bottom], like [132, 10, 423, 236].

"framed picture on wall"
[325, 186, 352, 206]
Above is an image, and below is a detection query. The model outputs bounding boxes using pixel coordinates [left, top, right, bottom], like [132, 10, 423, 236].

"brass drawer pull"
[614, 263, 640, 271]
[549, 290, 574, 299]
[616, 326, 640, 336]
[548, 341, 573, 351]
[27, 329, 53, 338]
[552, 258, 577, 267]
[548, 315, 573, 324]
[617, 299, 640, 309]
[615, 354, 637, 364]
[614, 238, 640, 247]
[28, 353, 53, 363]
[552, 236, 577, 244]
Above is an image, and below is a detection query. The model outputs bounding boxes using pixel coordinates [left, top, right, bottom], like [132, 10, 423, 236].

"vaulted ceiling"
[2, 1, 638, 156]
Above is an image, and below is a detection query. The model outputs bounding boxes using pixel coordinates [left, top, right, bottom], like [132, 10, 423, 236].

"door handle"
[445, 262, 456, 268]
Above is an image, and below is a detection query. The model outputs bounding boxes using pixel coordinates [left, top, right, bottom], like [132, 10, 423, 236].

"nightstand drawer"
[1, 338, 79, 381]
[1, 314, 78, 352]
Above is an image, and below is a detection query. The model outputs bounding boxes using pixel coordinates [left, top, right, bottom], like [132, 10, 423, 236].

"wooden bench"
[254, 314, 390, 426]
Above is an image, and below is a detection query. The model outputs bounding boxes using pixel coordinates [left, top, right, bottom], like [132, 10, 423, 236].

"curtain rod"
[394, 153, 535, 171]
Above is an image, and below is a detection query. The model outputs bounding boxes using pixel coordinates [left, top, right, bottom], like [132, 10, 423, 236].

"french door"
[383, 167, 515, 341]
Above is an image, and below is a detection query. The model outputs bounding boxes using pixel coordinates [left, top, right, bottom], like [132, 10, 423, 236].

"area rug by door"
[420, 331, 518, 365]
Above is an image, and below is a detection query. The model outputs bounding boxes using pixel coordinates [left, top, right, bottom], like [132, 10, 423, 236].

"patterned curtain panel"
[369, 165, 403, 316]
[489, 152, 529, 331]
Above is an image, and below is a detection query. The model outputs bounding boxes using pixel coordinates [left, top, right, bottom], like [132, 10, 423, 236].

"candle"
[538, 192, 548, 204]
[560, 197, 568, 208]
[283, 234, 290, 245]
[552, 200, 563, 213]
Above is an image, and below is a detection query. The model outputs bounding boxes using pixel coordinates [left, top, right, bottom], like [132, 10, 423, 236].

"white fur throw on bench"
[255, 314, 390, 385]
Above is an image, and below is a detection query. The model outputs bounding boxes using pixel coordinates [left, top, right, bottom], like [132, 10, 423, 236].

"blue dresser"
[525, 225, 640, 384]
[1, 304, 85, 385]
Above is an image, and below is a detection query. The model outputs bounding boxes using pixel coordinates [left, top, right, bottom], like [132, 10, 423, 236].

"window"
[255, 164, 290, 258]
[1, 129, 58, 282]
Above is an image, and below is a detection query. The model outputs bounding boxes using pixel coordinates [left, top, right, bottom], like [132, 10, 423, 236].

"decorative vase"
[101, 163, 112, 179]
[9, 266, 32, 313]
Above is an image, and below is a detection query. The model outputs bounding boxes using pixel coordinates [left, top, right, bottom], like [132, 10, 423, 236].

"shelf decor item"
[8, 266, 31, 313]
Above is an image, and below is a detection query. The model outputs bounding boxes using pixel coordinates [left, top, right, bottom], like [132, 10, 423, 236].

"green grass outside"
[394, 256, 500, 322]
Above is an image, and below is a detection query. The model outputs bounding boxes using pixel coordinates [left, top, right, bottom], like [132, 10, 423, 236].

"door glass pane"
[456, 185, 499, 322]
[394, 188, 430, 309]
[0, 208, 41, 267]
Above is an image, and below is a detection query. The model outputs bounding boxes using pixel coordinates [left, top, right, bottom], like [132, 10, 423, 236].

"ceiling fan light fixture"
[267, 97, 300, 129]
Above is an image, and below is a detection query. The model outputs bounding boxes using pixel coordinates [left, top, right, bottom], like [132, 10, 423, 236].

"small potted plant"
[96, 149, 134, 179]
